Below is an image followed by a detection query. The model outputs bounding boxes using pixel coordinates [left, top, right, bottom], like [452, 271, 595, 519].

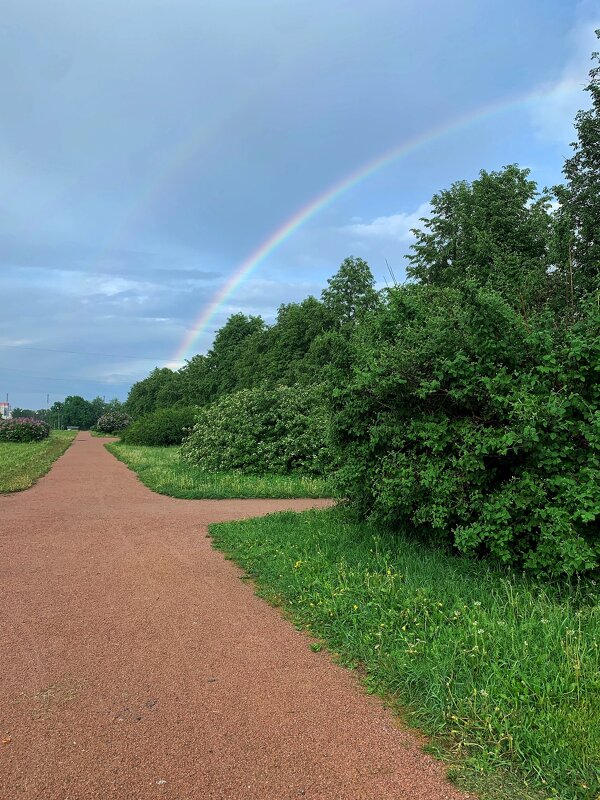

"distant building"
[0, 402, 11, 419]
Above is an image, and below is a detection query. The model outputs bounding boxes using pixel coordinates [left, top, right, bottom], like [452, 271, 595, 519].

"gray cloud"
[0, 0, 589, 406]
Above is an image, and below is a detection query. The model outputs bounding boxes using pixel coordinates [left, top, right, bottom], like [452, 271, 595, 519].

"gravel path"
[1, 432, 472, 799]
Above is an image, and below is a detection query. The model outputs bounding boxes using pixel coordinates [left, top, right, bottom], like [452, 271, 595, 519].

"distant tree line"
[12, 396, 125, 430]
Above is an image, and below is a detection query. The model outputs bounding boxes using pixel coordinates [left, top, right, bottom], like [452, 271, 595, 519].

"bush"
[181, 384, 330, 475]
[0, 417, 51, 442]
[331, 284, 600, 577]
[119, 406, 197, 446]
[95, 410, 131, 434]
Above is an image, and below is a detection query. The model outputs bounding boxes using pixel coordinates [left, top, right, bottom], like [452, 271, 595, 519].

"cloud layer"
[0, 0, 596, 407]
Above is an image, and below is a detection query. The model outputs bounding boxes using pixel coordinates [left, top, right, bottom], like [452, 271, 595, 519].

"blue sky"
[1, 0, 599, 409]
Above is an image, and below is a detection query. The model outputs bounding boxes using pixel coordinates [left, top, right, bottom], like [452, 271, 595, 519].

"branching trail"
[0, 432, 472, 800]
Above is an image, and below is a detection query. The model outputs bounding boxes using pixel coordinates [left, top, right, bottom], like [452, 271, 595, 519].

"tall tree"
[407, 165, 553, 309]
[204, 313, 265, 399]
[260, 297, 334, 385]
[56, 396, 97, 429]
[125, 368, 181, 418]
[90, 396, 108, 423]
[322, 257, 379, 324]
[179, 354, 212, 406]
[10, 407, 38, 419]
[555, 30, 600, 300]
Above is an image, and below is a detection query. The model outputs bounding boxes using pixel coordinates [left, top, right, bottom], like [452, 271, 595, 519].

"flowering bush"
[180, 384, 331, 475]
[0, 417, 51, 442]
[119, 406, 197, 446]
[95, 410, 131, 434]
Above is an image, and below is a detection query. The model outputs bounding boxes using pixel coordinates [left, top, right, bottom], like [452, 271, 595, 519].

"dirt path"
[0, 432, 471, 800]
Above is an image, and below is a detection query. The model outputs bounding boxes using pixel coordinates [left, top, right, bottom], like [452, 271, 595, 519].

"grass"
[105, 442, 331, 498]
[0, 430, 77, 492]
[209, 507, 600, 800]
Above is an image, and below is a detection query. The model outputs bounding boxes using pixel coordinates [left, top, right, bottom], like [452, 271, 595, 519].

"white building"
[0, 402, 11, 419]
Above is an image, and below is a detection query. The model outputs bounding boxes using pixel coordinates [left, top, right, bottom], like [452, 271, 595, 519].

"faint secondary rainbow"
[168, 80, 578, 368]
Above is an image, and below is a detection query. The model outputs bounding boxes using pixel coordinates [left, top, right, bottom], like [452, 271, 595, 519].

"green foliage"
[119, 406, 197, 446]
[10, 407, 38, 419]
[95, 410, 131, 434]
[48, 395, 107, 430]
[106, 442, 329, 499]
[126, 256, 378, 415]
[322, 255, 380, 324]
[555, 30, 600, 300]
[237, 297, 336, 388]
[178, 353, 212, 406]
[0, 417, 50, 442]
[0, 431, 76, 492]
[181, 384, 330, 476]
[15, 397, 123, 430]
[119, 36, 600, 588]
[201, 312, 266, 400]
[407, 165, 554, 308]
[210, 507, 600, 800]
[331, 284, 600, 577]
[125, 367, 181, 418]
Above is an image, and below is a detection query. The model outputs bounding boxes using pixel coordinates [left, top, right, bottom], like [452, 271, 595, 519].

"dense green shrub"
[332, 284, 600, 577]
[181, 384, 330, 475]
[0, 417, 51, 442]
[119, 406, 197, 446]
[95, 410, 131, 434]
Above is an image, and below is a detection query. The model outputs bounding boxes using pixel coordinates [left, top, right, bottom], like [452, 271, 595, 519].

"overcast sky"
[2, 0, 599, 409]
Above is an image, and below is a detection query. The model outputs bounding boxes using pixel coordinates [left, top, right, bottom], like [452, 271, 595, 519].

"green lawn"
[0, 430, 77, 492]
[210, 507, 600, 800]
[105, 442, 332, 498]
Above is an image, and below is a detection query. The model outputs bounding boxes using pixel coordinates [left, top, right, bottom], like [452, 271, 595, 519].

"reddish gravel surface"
[1, 433, 473, 800]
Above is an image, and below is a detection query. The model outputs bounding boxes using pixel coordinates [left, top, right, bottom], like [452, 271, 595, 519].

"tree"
[126, 262, 378, 408]
[56, 396, 97, 429]
[90, 396, 108, 422]
[105, 397, 125, 412]
[555, 30, 600, 300]
[322, 256, 379, 324]
[125, 368, 182, 418]
[179, 354, 212, 406]
[407, 165, 554, 309]
[204, 313, 265, 399]
[257, 297, 334, 385]
[10, 407, 37, 418]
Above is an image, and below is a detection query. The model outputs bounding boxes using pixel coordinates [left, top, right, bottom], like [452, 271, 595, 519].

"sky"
[1, 0, 599, 409]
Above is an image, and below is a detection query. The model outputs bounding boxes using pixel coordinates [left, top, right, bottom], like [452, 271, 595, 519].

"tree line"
[11, 396, 125, 430]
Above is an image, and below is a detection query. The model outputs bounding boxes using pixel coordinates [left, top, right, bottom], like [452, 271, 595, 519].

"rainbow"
[167, 79, 578, 368]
